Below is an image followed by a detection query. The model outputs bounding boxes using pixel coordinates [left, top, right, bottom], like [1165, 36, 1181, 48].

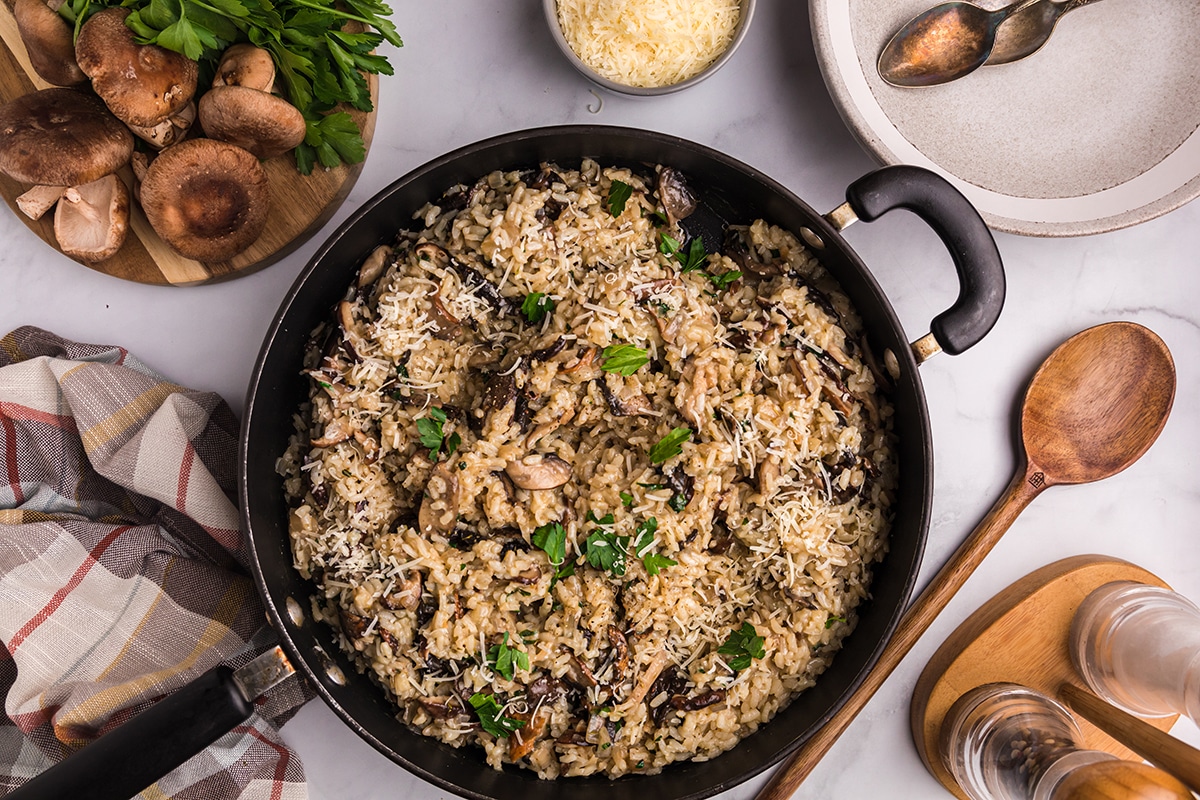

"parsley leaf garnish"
[468, 693, 526, 738]
[718, 623, 766, 671]
[620, 491, 634, 508]
[600, 343, 649, 377]
[608, 180, 633, 216]
[416, 407, 455, 460]
[660, 234, 708, 273]
[486, 633, 530, 681]
[648, 427, 692, 464]
[706, 269, 743, 291]
[521, 292, 556, 324]
[531, 521, 566, 566]
[825, 614, 846, 629]
[585, 528, 628, 577]
[633, 517, 676, 576]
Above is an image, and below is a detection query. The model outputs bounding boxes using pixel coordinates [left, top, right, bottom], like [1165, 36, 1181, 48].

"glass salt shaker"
[1070, 581, 1200, 723]
[940, 683, 1117, 800]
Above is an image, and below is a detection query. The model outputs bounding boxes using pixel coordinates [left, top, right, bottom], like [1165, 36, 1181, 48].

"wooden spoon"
[755, 322, 1176, 800]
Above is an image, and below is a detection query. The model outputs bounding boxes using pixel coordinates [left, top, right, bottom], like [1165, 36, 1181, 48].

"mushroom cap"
[13, 0, 87, 86]
[212, 43, 277, 92]
[75, 8, 199, 128]
[140, 138, 270, 263]
[198, 85, 307, 160]
[0, 88, 134, 186]
[54, 173, 130, 263]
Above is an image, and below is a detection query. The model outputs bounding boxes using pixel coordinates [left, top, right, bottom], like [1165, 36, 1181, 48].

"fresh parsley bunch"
[58, 0, 401, 174]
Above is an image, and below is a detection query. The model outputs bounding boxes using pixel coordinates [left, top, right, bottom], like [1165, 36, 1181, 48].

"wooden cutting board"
[0, 4, 377, 286]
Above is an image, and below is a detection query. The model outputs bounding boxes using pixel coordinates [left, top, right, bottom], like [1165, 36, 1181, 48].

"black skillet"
[9, 126, 1003, 800]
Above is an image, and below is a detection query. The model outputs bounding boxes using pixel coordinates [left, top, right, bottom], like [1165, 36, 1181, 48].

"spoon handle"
[753, 462, 1045, 800]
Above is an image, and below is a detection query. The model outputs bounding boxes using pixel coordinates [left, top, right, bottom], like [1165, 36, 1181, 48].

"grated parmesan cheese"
[556, 0, 741, 88]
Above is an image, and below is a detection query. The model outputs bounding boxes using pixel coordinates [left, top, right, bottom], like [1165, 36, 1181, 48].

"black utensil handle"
[7, 666, 252, 800]
[846, 165, 1005, 355]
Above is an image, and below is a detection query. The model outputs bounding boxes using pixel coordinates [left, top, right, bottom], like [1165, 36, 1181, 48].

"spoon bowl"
[1022, 321, 1175, 486]
[878, 0, 1041, 87]
[753, 321, 1176, 800]
[989, 0, 1100, 66]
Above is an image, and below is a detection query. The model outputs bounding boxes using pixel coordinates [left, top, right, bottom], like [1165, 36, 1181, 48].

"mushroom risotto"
[280, 160, 898, 778]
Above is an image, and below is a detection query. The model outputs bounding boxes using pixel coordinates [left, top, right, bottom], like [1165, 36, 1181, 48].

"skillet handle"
[6, 665, 253, 800]
[844, 165, 1005, 358]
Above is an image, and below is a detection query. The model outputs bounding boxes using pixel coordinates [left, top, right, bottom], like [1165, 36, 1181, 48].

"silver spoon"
[987, 0, 1103, 65]
[878, 0, 1044, 87]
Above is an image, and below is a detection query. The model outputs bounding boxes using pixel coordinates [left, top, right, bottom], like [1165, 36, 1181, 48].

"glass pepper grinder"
[1070, 581, 1200, 723]
[940, 683, 1117, 800]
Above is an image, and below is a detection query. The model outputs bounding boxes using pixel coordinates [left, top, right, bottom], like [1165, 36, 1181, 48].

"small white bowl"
[543, 0, 756, 96]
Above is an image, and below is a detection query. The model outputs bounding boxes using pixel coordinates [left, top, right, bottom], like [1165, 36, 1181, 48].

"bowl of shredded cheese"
[544, 0, 754, 95]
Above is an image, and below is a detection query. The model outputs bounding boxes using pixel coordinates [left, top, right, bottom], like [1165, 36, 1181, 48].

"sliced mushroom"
[0, 88, 133, 187]
[504, 453, 572, 490]
[139, 138, 269, 262]
[339, 607, 372, 640]
[460, 263, 513, 315]
[16, 184, 65, 221]
[311, 416, 352, 447]
[481, 371, 518, 415]
[414, 242, 451, 267]
[53, 174, 130, 263]
[606, 626, 630, 679]
[653, 310, 683, 344]
[526, 674, 567, 705]
[381, 571, 423, 611]
[359, 245, 392, 288]
[656, 167, 697, 225]
[509, 709, 549, 761]
[75, 8, 198, 128]
[623, 649, 670, 709]
[563, 649, 599, 688]
[598, 373, 653, 417]
[414, 696, 461, 720]
[560, 346, 599, 378]
[198, 85, 307, 160]
[529, 336, 567, 362]
[524, 405, 574, 448]
[419, 463, 459, 537]
[212, 43, 277, 92]
[509, 567, 542, 586]
[13, 0, 86, 86]
[428, 291, 462, 338]
[670, 689, 726, 711]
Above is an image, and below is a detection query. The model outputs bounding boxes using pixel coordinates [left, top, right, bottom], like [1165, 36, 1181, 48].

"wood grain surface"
[909, 555, 1177, 800]
[0, 6, 377, 286]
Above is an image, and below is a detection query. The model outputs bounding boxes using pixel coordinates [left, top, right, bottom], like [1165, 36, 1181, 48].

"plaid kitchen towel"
[0, 326, 310, 799]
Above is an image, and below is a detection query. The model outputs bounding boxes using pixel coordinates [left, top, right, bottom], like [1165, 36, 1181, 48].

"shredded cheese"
[556, 0, 741, 88]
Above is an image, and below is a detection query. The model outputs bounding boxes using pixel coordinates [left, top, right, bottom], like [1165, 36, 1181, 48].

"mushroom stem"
[16, 184, 66, 220]
[60, 187, 102, 224]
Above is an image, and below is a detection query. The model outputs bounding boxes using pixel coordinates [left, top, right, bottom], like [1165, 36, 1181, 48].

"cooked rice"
[279, 160, 897, 778]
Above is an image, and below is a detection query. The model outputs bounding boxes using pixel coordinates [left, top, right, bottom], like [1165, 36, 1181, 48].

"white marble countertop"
[2, 2, 1199, 798]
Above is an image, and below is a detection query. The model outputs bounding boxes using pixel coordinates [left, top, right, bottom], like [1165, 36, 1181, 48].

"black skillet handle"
[7, 666, 252, 800]
[845, 165, 1004, 356]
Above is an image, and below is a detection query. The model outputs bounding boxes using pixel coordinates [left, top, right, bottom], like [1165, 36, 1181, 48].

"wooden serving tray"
[0, 4, 376, 285]
[910, 555, 1178, 800]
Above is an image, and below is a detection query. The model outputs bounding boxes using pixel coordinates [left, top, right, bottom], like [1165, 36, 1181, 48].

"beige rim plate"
[810, 0, 1200, 237]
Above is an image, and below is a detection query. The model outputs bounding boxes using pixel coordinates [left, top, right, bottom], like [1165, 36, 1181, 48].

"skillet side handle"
[845, 165, 1005, 356]
[6, 666, 253, 800]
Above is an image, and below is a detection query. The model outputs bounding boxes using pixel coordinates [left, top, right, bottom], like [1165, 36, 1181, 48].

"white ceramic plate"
[810, 0, 1200, 237]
